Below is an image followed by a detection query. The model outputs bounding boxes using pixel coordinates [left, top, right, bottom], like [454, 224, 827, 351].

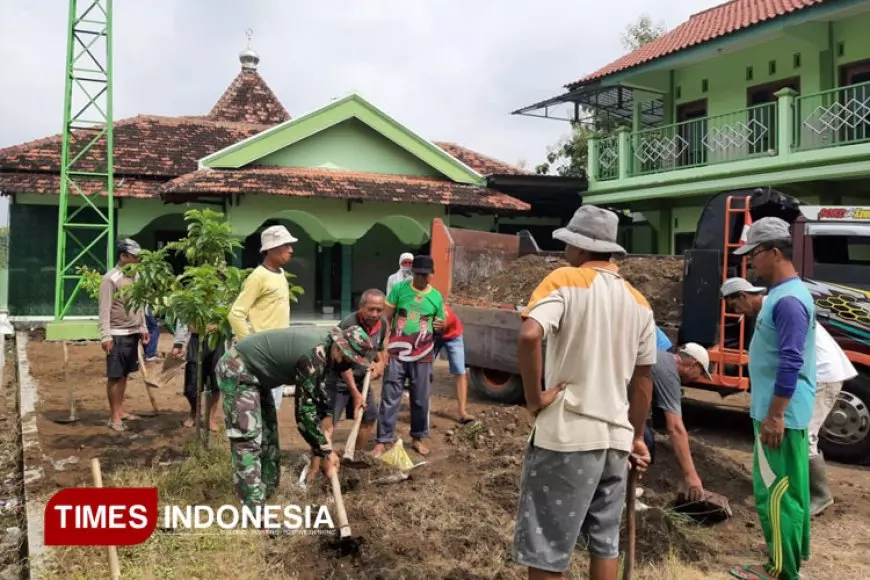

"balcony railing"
[795, 80, 870, 151]
[596, 136, 619, 181]
[628, 103, 777, 177]
[588, 82, 870, 185]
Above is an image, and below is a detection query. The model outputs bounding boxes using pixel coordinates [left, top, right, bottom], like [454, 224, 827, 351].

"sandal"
[729, 564, 778, 580]
[122, 414, 142, 421]
[107, 420, 128, 432]
[458, 415, 475, 425]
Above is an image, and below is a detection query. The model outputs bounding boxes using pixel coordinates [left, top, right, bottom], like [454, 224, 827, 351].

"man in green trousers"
[728, 217, 816, 580]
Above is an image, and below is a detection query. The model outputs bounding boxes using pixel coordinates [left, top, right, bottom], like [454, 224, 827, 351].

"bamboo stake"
[91, 458, 121, 579]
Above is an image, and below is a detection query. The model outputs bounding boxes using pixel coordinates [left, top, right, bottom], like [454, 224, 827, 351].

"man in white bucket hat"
[513, 205, 657, 579]
[229, 224, 298, 413]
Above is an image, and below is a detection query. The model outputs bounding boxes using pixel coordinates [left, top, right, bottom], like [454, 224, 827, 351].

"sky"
[0, 0, 721, 225]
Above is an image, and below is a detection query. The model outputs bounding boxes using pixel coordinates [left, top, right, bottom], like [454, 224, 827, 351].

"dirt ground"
[451, 254, 684, 329]
[23, 331, 870, 579]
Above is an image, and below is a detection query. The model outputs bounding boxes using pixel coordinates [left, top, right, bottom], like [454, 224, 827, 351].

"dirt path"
[24, 331, 870, 578]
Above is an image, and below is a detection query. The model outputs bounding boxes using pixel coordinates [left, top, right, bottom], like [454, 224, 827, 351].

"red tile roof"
[0, 115, 267, 178]
[0, 173, 157, 198]
[208, 70, 291, 125]
[571, 0, 826, 86]
[160, 167, 530, 211]
[434, 142, 530, 175]
[0, 69, 528, 210]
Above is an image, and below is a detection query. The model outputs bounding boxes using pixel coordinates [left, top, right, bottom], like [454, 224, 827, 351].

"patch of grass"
[37, 443, 278, 580]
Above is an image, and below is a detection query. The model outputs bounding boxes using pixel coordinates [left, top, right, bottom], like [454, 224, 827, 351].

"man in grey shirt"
[99, 239, 149, 432]
[323, 289, 389, 453]
[650, 343, 713, 502]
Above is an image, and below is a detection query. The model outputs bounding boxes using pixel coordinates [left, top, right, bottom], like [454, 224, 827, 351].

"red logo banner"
[44, 488, 159, 546]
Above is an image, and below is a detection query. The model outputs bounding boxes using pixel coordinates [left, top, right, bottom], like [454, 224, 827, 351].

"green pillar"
[320, 243, 334, 313]
[341, 243, 353, 319]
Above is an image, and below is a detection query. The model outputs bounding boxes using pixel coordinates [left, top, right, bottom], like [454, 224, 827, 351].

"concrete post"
[774, 87, 799, 157]
[320, 243, 334, 315]
[616, 126, 631, 180]
[340, 243, 353, 319]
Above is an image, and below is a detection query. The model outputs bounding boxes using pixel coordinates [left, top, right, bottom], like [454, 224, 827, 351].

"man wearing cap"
[513, 205, 656, 580]
[374, 254, 446, 458]
[727, 217, 815, 580]
[99, 239, 150, 432]
[386, 252, 414, 296]
[650, 343, 713, 502]
[721, 276, 856, 518]
[216, 325, 376, 509]
[228, 224, 297, 413]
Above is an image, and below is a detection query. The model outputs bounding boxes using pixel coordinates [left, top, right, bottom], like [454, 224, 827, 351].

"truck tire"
[468, 367, 524, 404]
[819, 373, 870, 465]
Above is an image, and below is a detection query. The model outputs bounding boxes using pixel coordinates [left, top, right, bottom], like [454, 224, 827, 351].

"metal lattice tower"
[53, 0, 114, 323]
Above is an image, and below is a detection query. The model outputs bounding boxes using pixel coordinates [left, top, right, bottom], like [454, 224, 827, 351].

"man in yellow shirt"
[228, 225, 295, 412]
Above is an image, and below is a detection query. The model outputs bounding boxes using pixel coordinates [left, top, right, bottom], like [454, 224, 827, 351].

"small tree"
[80, 209, 304, 444]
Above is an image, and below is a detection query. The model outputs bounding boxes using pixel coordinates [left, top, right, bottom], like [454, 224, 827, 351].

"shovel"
[623, 462, 638, 580]
[54, 341, 79, 424]
[137, 344, 160, 417]
[144, 353, 185, 389]
[342, 368, 373, 468]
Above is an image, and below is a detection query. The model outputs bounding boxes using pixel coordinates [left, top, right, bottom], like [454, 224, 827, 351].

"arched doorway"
[352, 216, 429, 302]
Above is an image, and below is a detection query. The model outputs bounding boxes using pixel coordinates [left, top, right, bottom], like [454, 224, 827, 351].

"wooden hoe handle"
[329, 470, 352, 538]
[342, 368, 373, 462]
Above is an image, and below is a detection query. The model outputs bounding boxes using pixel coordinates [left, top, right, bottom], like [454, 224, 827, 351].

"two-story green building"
[516, 0, 870, 254]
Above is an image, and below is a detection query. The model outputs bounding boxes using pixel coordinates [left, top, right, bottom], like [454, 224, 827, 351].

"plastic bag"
[378, 439, 416, 472]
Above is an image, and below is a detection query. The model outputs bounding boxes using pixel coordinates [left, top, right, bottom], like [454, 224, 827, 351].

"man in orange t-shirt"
[434, 305, 473, 423]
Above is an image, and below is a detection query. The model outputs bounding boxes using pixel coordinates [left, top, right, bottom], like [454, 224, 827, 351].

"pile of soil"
[451, 254, 685, 327]
[276, 405, 755, 579]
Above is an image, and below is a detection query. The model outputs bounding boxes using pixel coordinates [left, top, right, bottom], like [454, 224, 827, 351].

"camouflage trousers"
[216, 347, 280, 509]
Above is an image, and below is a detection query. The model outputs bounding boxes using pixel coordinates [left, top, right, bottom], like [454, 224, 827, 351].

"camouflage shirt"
[293, 344, 334, 457]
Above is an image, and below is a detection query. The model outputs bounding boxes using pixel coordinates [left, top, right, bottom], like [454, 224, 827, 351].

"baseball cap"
[116, 238, 141, 256]
[679, 343, 713, 380]
[329, 326, 376, 366]
[260, 225, 298, 252]
[411, 255, 434, 274]
[720, 277, 766, 298]
[733, 217, 791, 255]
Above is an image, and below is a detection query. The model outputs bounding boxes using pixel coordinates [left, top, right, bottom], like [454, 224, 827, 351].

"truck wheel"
[468, 367, 524, 404]
[819, 374, 870, 465]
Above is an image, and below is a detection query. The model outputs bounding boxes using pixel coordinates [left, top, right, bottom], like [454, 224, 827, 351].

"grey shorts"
[513, 444, 629, 571]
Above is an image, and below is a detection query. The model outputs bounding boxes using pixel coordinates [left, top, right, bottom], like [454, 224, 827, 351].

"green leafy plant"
[76, 265, 103, 302]
[77, 210, 306, 444]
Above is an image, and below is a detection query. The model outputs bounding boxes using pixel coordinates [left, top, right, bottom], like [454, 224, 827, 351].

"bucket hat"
[732, 217, 791, 256]
[260, 225, 298, 253]
[552, 205, 626, 257]
[679, 343, 713, 380]
[330, 326, 376, 366]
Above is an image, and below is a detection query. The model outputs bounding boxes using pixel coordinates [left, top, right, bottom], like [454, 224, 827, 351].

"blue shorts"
[434, 335, 466, 376]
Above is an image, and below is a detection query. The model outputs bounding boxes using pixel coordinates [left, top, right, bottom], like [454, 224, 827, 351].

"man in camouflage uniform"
[216, 325, 376, 508]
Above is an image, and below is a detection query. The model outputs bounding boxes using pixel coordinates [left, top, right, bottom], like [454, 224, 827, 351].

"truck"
[429, 187, 870, 465]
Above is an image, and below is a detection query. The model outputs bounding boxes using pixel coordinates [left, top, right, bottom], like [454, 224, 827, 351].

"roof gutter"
[566, 0, 863, 89]
[486, 173, 587, 193]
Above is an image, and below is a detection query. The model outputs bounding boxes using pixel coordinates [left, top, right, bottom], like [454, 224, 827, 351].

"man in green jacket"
[216, 325, 376, 508]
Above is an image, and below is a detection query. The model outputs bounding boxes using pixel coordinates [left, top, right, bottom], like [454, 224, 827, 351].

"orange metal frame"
[694, 195, 751, 391]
